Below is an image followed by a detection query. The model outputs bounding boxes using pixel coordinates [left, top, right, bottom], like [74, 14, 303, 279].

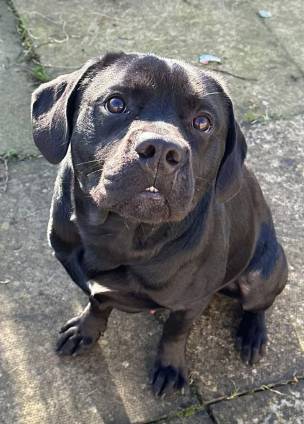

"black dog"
[31, 53, 288, 396]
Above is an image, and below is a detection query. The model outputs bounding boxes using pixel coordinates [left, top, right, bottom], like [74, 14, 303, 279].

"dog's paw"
[236, 311, 267, 365]
[56, 315, 101, 356]
[150, 359, 187, 396]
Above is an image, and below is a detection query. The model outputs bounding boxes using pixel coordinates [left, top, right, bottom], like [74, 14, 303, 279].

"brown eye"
[193, 115, 211, 131]
[106, 97, 126, 113]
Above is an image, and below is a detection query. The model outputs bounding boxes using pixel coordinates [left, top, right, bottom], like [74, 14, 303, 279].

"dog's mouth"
[89, 166, 195, 223]
[139, 186, 164, 201]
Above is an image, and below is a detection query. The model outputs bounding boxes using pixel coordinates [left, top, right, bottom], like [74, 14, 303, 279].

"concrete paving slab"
[12, 0, 304, 119]
[186, 116, 304, 401]
[210, 380, 304, 424]
[0, 2, 38, 157]
[167, 409, 213, 423]
[251, 0, 304, 71]
[0, 159, 197, 424]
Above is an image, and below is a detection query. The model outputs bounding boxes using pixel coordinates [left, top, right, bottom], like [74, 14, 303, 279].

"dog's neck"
[73, 173, 212, 272]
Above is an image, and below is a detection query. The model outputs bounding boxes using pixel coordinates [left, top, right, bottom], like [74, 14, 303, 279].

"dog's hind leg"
[235, 242, 288, 365]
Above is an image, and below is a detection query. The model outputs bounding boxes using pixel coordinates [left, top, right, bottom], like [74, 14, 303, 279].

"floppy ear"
[215, 101, 247, 203]
[31, 58, 100, 164]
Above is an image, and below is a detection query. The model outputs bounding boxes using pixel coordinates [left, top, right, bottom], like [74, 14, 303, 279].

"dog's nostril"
[138, 144, 156, 159]
[166, 149, 180, 166]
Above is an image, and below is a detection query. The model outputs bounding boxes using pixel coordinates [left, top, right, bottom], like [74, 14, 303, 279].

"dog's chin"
[114, 191, 170, 224]
[90, 185, 193, 224]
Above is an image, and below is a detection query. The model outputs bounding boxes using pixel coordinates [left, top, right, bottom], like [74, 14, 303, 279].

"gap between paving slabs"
[142, 376, 304, 423]
[6, 0, 50, 83]
[209, 379, 304, 423]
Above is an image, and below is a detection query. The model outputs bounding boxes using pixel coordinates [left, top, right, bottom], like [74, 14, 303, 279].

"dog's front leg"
[56, 296, 112, 356]
[151, 298, 211, 396]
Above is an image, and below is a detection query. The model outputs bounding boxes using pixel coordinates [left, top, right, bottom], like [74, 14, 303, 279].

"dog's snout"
[135, 132, 187, 174]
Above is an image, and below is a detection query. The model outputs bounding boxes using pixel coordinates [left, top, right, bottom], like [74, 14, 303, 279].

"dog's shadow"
[1, 302, 133, 424]
[2, 282, 195, 424]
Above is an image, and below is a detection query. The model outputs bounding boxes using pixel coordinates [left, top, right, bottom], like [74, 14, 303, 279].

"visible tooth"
[145, 186, 159, 193]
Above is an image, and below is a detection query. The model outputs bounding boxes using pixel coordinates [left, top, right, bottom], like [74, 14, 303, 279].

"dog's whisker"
[196, 176, 208, 181]
[76, 159, 100, 166]
[86, 168, 103, 177]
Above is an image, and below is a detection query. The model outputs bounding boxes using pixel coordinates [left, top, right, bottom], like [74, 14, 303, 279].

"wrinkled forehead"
[121, 55, 194, 93]
[82, 54, 225, 102]
[124, 55, 224, 96]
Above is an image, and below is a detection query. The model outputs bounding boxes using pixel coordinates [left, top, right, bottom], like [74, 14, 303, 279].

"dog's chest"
[79, 212, 171, 272]
[79, 203, 229, 306]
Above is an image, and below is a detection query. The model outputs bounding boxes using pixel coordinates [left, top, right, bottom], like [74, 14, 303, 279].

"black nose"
[135, 132, 187, 174]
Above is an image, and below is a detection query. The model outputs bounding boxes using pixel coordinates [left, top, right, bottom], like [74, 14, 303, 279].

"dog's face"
[32, 53, 246, 224]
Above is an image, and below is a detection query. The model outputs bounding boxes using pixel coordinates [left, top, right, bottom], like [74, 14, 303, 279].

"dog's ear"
[31, 58, 100, 164]
[215, 101, 247, 203]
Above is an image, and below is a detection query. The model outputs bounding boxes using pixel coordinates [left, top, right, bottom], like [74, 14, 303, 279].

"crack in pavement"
[138, 375, 304, 424]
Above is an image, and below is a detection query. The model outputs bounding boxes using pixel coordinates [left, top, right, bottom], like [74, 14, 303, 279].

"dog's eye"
[193, 115, 211, 132]
[106, 97, 126, 113]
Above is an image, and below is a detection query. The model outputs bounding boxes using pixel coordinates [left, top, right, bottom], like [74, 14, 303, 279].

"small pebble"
[258, 10, 272, 18]
[198, 54, 222, 65]
[1, 222, 10, 231]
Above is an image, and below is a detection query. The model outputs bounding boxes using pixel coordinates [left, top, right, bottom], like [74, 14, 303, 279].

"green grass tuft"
[176, 404, 204, 418]
[6, 0, 50, 83]
[1, 149, 19, 160]
[31, 64, 50, 83]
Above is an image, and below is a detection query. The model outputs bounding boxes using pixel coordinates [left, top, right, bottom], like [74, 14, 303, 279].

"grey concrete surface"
[12, 0, 304, 119]
[1, 0, 304, 422]
[0, 1, 38, 157]
[210, 380, 304, 423]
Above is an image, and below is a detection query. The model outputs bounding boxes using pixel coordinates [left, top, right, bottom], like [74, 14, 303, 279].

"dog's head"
[32, 52, 247, 224]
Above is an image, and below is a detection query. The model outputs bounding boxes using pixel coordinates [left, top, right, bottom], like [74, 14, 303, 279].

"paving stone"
[210, 380, 304, 424]
[0, 159, 197, 424]
[187, 116, 304, 401]
[12, 0, 304, 118]
[0, 2, 38, 157]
